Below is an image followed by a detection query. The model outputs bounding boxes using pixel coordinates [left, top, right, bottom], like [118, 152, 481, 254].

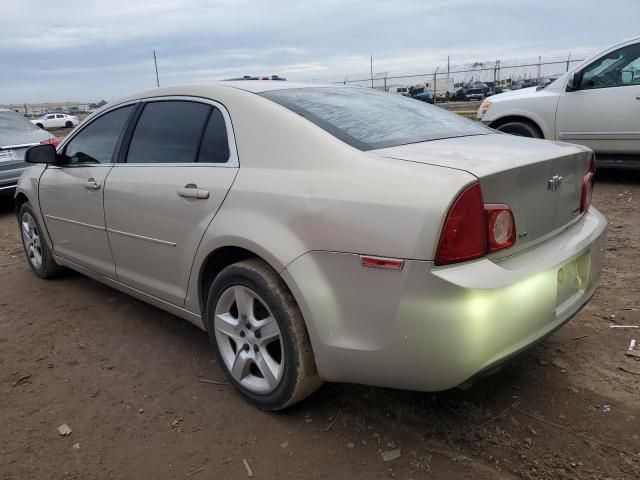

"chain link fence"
[334, 53, 591, 98]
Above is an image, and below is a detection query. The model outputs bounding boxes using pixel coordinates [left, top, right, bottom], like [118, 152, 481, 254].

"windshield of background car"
[260, 87, 490, 150]
[0, 110, 41, 133]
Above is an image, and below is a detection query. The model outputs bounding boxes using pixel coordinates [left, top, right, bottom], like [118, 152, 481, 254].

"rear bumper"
[0, 167, 28, 195]
[283, 208, 607, 391]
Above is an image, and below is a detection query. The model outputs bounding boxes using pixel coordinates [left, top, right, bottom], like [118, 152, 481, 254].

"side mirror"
[566, 71, 579, 91]
[25, 144, 59, 164]
[621, 70, 634, 84]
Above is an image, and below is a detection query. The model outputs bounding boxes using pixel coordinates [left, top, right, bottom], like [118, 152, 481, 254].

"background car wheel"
[18, 202, 61, 279]
[206, 258, 322, 410]
[495, 121, 542, 138]
[35, 123, 44, 129]
[65, 121, 73, 128]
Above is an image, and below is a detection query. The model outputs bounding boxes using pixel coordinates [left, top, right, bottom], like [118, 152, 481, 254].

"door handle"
[178, 186, 209, 199]
[84, 179, 101, 190]
[636, 94, 640, 100]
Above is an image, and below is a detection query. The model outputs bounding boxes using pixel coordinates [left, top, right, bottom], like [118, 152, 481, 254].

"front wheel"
[206, 258, 322, 410]
[495, 121, 542, 138]
[65, 121, 73, 128]
[18, 202, 61, 279]
[35, 123, 44, 129]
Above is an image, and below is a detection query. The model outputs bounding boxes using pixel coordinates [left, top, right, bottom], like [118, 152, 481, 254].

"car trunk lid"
[372, 133, 592, 256]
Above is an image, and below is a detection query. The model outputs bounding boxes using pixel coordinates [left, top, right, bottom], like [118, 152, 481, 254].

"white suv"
[478, 37, 640, 168]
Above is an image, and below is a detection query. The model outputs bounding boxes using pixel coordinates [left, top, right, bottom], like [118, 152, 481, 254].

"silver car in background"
[16, 82, 607, 410]
[0, 109, 58, 197]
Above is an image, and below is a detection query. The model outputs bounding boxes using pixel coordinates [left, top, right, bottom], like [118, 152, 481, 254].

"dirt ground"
[1, 166, 639, 479]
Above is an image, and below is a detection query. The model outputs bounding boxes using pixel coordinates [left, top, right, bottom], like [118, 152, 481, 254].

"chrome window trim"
[117, 95, 239, 168]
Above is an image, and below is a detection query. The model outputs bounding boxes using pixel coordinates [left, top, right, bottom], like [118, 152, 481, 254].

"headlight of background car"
[479, 100, 491, 117]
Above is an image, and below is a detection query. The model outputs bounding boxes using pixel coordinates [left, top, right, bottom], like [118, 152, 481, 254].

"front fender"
[15, 166, 55, 252]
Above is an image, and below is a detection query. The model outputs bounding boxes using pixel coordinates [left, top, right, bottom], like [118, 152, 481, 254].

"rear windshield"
[0, 110, 40, 133]
[260, 87, 489, 150]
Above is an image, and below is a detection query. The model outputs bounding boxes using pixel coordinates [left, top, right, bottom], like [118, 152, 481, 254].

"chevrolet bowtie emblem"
[547, 175, 563, 191]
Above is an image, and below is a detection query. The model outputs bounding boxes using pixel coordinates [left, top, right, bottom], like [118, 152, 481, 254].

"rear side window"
[64, 105, 134, 164]
[127, 101, 210, 164]
[198, 108, 230, 163]
[261, 87, 489, 150]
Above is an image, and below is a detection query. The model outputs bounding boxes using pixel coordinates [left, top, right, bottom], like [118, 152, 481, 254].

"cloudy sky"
[1, 0, 638, 103]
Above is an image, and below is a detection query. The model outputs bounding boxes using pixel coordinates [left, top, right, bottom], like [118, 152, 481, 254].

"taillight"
[40, 138, 60, 147]
[485, 205, 516, 252]
[435, 183, 487, 265]
[435, 182, 516, 266]
[580, 154, 596, 213]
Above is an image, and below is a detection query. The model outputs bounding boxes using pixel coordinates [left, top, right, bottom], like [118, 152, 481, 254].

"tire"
[206, 258, 322, 410]
[65, 121, 73, 128]
[18, 202, 62, 279]
[35, 123, 44, 129]
[495, 121, 542, 138]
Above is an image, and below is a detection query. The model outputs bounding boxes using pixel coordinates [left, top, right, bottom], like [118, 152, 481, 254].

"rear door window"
[126, 101, 211, 164]
[197, 107, 230, 163]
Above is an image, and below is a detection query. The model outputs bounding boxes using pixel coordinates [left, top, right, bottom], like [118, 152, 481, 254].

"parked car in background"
[31, 113, 79, 130]
[388, 85, 410, 96]
[408, 85, 433, 103]
[466, 82, 491, 100]
[17, 82, 605, 410]
[0, 109, 58, 196]
[478, 37, 640, 168]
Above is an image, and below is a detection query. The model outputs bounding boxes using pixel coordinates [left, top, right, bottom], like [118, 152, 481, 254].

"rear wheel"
[495, 120, 542, 138]
[206, 258, 322, 410]
[18, 202, 61, 279]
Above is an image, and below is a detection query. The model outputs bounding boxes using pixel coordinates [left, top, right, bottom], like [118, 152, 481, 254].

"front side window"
[63, 105, 134, 164]
[126, 101, 210, 164]
[261, 87, 489, 150]
[580, 43, 640, 90]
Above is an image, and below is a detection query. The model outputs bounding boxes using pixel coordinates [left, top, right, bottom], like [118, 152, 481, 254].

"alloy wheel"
[21, 212, 43, 270]
[213, 285, 285, 394]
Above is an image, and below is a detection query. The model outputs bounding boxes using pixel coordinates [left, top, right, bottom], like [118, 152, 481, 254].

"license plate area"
[0, 149, 17, 162]
[556, 251, 590, 315]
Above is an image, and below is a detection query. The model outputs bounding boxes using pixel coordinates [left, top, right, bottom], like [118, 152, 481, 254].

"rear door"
[557, 40, 640, 155]
[104, 98, 238, 306]
[38, 103, 136, 278]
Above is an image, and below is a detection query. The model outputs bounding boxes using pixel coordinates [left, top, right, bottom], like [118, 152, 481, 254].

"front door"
[38, 104, 135, 278]
[557, 41, 640, 155]
[104, 99, 238, 306]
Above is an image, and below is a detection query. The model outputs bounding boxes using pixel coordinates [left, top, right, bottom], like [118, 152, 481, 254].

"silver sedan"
[16, 82, 607, 410]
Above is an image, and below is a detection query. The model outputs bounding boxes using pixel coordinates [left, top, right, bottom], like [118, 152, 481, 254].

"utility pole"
[447, 56, 450, 78]
[370, 55, 374, 88]
[537, 55, 541, 82]
[153, 50, 160, 87]
[566, 52, 571, 72]
[433, 67, 439, 101]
